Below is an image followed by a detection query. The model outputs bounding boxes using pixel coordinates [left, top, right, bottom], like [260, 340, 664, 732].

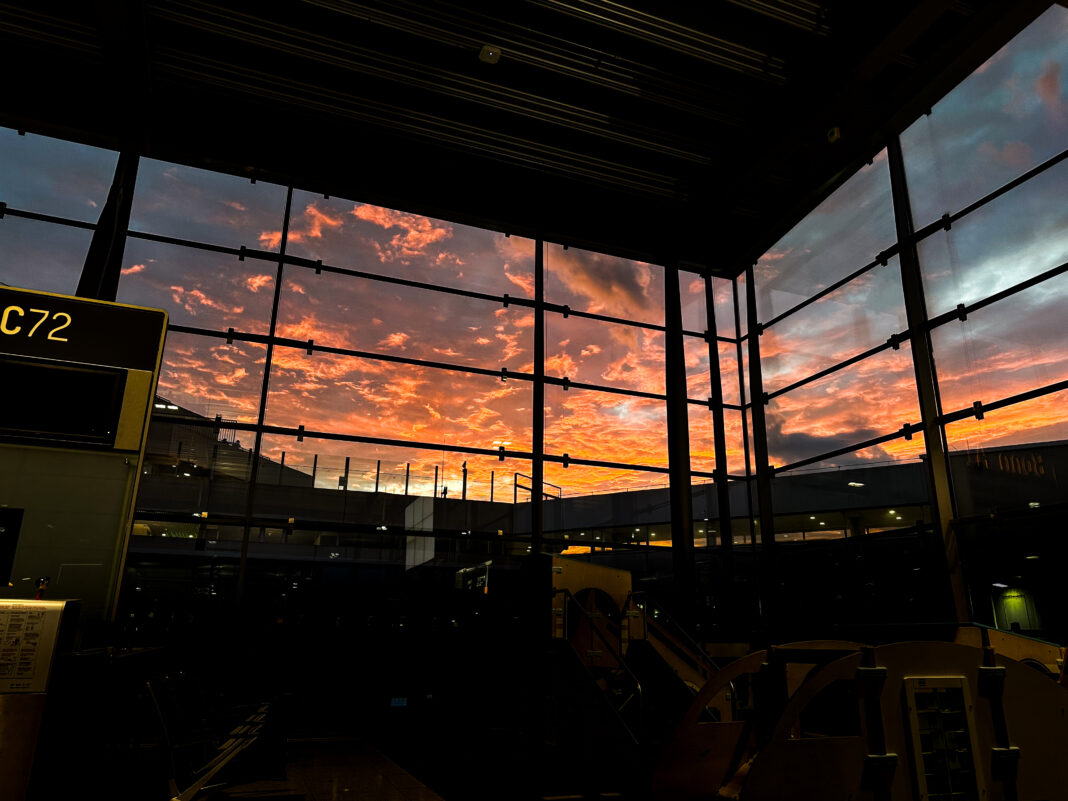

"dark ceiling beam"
[520, 0, 788, 81]
[153, 1, 710, 164]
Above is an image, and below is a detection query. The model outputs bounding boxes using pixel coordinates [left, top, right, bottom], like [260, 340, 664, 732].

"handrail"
[552, 587, 644, 744]
[625, 590, 721, 675]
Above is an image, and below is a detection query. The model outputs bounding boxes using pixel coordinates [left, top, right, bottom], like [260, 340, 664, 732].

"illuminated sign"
[0, 286, 166, 371]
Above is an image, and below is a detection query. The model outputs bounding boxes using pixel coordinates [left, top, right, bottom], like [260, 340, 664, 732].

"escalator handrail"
[625, 591, 721, 674]
[552, 587, 644, 741]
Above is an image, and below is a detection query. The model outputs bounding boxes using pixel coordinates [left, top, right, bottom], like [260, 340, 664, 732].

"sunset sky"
[1, 5, 1066, 500]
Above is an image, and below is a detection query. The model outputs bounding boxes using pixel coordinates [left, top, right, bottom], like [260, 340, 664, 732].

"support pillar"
[887, 136, 969, 623]
[665, 266, 697, 607]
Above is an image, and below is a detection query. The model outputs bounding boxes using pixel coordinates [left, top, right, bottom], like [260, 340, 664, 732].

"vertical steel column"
[887, 136, 969, 623]
[78, 149, 139, 301]
[532, 240, 545, 553]
[237, 186, 293, 607]
[733, 279, 756, 547]
[665, 266, 697, 604]
[745, 264, 777, 626]
[703, 274, 734, 557]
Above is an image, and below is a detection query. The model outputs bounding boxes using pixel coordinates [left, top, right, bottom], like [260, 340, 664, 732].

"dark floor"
[206, 738, 445, 801]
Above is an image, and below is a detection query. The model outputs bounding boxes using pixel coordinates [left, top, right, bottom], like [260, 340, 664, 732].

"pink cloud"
[244, 274, 273, 292]
[352, 204, 451, 261]
[168, 286, 244, 316]
[121, 263, 146, 276]
[378, 332, 410, 349]
[978, 140, 1033, 168]
[258, 203, 345, 249]
[1036, 60, 1063, 113]
[504, 267, 535, 297]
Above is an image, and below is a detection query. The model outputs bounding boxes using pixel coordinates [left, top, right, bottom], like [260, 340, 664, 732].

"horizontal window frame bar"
[771, 422, 922, 475]
[759, 249, 897, 332]
[911, 142, 1068, 246]
[150, 413, 675, 474]
[926, 258, 1068, 331]
[938, 378, 1068, 428]
[765, 332, 907, 401]
[0, 205, 97, 231]
[166, 323, 668, 401]
[685, 398, 745, 412]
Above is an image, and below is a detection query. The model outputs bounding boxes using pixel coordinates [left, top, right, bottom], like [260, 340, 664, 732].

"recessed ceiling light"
[848, 482, 864, 487]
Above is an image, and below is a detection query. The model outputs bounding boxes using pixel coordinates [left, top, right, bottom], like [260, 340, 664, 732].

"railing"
[625, 591, 721, 677]
[552, 587, 643, 744]
[515, 473, 563, 502]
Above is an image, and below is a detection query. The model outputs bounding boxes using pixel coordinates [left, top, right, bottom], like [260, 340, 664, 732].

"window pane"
[917, 155, 1068, 318]
[0, 215, 92, 294]
[250, 435, 530, 535]
[901, 5, 1068, 227]
[933, 272, 1068, 414]
[946, 391, 1068, 516]
[765, 345, 920, 469]
[156, 331, 265, 422]
[255, 434, 529, 511]
[545, 313, 664, 394]
[265, 350, 532, 451]
[276, 267, 530, 370]
[543, 463, 671, 503]
[0, 127, 118, 222]
[545, 243, 664, 325]
[680, 271, 707, 332]
[685, 336, 742, 406]
[284, 190, 534, 296]
[138, 414, 255, 516]
[545, 385, 666, 468]
[769, 436, 931, 529]
[130, 158, 287, 251]
[762, 258, 905, 394]
[118, 239, 276, 333]
[945, 389, 1068, 453]
[712, 277, 737, 339]
[754, 151, 894, 322]
[689, 407, 749, 477]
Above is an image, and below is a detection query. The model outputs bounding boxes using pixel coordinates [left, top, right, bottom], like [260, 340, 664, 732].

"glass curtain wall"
[1, 4, 1066, 638]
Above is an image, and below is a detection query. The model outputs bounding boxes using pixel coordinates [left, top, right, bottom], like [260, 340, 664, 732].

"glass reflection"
[933, 271, 1068, 414]
[761, 258, 906, 394]
[0, 127, 117, 222]
[0, 216, 92, 294]
[916, 155, 1068, 317]
[130, 158, 287, 251]
[754, 151, 894, 322]
[901, 5, 1068, 227]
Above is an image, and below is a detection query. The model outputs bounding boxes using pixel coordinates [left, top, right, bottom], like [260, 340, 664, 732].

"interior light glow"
[1028, 501, 1040, 508]
[1025, 555, 1040, 560]
[847, 482, 864, 487]
[992, 582, 1009, 588]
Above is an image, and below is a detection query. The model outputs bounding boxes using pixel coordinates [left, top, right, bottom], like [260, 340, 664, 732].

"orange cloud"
[378, 332, 410, 349]
[121, 263, 146, 276]
[352, 204, 451, 261]
[169, 286, 244, 316]
[244, 274, 273, 292]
